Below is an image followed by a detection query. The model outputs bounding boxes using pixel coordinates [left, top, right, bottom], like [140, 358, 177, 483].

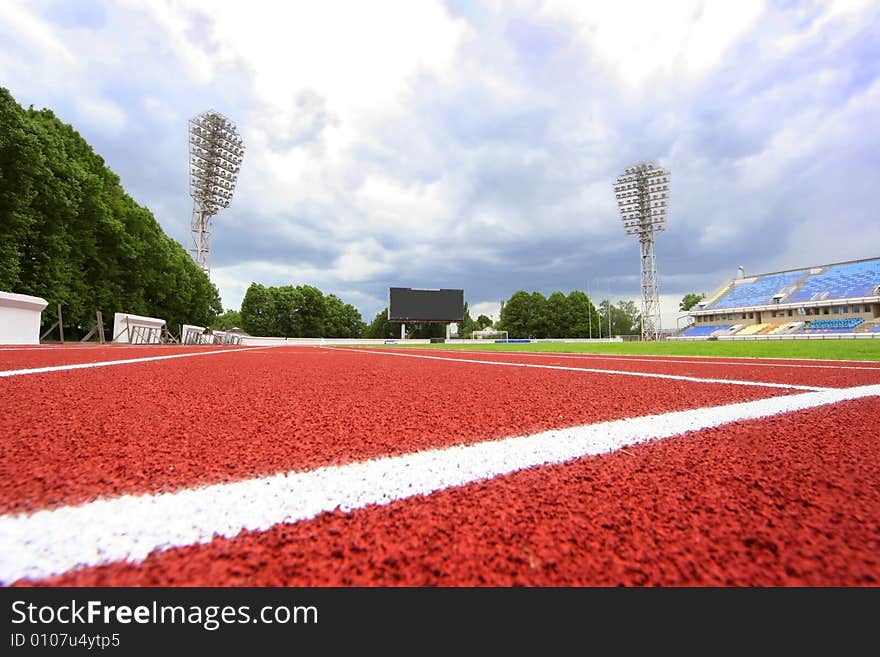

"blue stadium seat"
[707, 271, 807, 309]
[799, 318, 863, 333]
[681, 324, 732, 337]
[789, 260, 880, 303]
[705, 259, 880, 310]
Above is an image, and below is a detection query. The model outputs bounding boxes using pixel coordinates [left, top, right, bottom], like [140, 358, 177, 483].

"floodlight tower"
[614, 162, 670, 341]
[188, 110, 244, 275]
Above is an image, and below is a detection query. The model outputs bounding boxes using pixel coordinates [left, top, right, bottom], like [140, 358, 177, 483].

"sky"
[2, 0, 878, 330]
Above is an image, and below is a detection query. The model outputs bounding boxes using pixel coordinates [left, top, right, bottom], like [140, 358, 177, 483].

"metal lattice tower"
[614, 162, 670, 341]
[188, 110, 244, 275]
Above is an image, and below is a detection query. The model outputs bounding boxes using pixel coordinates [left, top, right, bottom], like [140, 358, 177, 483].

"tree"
[597, 299, 612, 336]
[546, 291, 569, 337]
[272, 285, 302, 337]
[211, 309, 242, 330]
[240, 283, 274, 336]
[528, 292, 549, 338]
[296, 284, 326, 337]
[497, 290, 532, 338]
[364, 308, 397, 339]
[597, 299, 642, 337]
[476, 314, 493, 330]
[615, 300, 641, 336]
[0, 88, 221, 336]
[680, 293, 705, 312]
[498, 290, 569, 338]
[324, 294, 365, 338]
[457, 302, 477, 339]
[239, 282, 364, 337]
[0, 89, 39, 292]
[565, 290, 599, 337]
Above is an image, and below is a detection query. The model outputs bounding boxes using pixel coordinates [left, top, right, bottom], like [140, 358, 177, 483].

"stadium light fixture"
[613, 162, 670, 341]
[188, 110, 245, 275]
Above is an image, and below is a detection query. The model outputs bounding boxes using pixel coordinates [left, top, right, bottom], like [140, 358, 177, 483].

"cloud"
[74, 96, 127, 135]
[535, 0, 765, 87]
[0, 1, 74, 61]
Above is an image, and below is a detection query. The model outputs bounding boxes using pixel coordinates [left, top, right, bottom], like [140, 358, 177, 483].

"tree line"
[240, 282, 365, 337]
[496, 290, 641, 338]
[238, 285, 645, 340]
[356, 292, 641, 340]
[0, 88, 221, 337]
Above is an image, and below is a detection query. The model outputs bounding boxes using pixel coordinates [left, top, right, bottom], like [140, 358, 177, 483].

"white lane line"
[0, 346, 277, 378]
[400, 348, 880, 372]
[329, 348, 830, 392]
[2, 382, 879, 584]
[412, 347, 880, 366]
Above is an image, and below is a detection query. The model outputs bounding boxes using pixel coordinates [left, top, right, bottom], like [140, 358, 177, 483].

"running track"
[1, 344, 878, 586]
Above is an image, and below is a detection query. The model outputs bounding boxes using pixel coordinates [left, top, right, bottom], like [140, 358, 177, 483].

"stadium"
[2, 7, 879, 639]
[676, 257, 880, 339]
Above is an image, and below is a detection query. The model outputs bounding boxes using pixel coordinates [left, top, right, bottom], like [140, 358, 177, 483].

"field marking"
[400, 348, 880, 372]
[2, 382, 879, 584]
[0, 346, 277, 378]
[330, 348, 830, 392]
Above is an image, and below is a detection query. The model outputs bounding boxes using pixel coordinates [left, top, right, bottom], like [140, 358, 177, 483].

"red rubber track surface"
[0, 348, 796, 513]
[361, 348, 880, 389]
[0, 344, 253, 371]
[22, 397, 880, 587]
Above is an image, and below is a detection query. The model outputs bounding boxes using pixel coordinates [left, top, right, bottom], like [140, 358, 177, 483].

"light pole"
[189, 110, 245, 276]
[614, 162, 669, 341]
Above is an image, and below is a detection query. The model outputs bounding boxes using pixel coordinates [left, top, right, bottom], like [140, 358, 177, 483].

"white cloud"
[536, 0, 765, 88]
[119, 0, 217, 84]
[75, 97, 128, 135]
[143, 96, 180, 123]
[469, 301, 503, 324]
[352, 174, 454, 239]
[772, 0, 874, 54]
[331, 239, 394, 282]
[0, 1, 73, 61]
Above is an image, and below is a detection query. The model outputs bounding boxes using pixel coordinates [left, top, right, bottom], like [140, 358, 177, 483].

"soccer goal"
[471, 329, 509, 342]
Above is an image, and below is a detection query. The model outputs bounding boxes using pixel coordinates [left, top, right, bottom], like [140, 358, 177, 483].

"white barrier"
[112, 312, 166, 344]
[239, 337, 433, 346]
[0, 291, 49, 345]
[180, 324, 206, 345]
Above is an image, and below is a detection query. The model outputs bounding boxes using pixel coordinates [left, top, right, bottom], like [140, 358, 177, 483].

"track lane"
[0, 347, 801, 513]
[14, 395, 880, 587]
[0, 344, 257, 371]
[358, 347, 880, 389]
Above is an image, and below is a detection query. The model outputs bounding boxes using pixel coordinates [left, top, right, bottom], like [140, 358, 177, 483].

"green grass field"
[409, 339, 880, 361]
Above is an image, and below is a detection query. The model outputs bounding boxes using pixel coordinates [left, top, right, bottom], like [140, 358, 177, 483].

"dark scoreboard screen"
[388, 288, 464, 322]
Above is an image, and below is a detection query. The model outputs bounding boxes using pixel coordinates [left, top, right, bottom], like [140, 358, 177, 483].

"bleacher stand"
[682, 258, 879, 340]
[789, 260, 880, 303]
[706, 270, 806, 309]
